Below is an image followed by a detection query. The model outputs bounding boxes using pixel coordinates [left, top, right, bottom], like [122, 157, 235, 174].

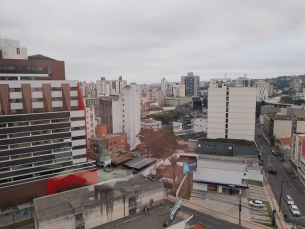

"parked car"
[285, 195, 294, 205]
[257, 133, 261, 137]
[248, 200, 264, 208]
[272, 152, 277, 156]
[268, 169, 277, 175]
[290, 205, 300, 216]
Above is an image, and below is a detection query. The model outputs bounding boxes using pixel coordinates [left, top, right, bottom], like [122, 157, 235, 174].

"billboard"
[170, 197, 182, 221]
[183, 159, 197, 174]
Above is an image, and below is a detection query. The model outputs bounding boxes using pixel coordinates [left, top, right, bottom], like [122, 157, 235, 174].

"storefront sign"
[208, 185, 217, 191]
[183, 159, 197, 174]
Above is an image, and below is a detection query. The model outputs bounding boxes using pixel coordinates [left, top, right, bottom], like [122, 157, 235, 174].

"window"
[129, 196, 136, 205]
[76, 225, 85, 229]
[75, 213, 83, 221]
[47, 67, 52, 74]
[129, 208, 136, 215]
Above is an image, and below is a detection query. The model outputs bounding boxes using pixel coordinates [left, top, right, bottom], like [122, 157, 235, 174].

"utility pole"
[279, 181, 288, 213]
[239, 190, 242, 226]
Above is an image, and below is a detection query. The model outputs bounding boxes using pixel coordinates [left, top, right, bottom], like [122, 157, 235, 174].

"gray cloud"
[1, 0, 305, 83]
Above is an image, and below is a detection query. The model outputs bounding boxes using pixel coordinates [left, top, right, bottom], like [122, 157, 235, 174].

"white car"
[290, 205, 300, 216]
[285, 195, 294, 205]
[248, 200, 263, 208]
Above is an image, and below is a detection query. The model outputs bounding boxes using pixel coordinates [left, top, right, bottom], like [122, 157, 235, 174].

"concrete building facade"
[193, 118, 207, 133]
[181, 72, 200, 96]
[99, 84, 140, 149]
[171, 83, 185, 97]
[85, 106, 95, 151]
[291, 134, 305, 187]
[253, 80, 270, 101]
[207, 79, 256, 141]
[33, 175, 164, 229]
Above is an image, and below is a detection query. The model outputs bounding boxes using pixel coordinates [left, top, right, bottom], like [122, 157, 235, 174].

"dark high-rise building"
[181, 72, 200, 96]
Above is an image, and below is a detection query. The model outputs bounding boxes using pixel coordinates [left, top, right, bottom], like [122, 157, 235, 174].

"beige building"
[263, 114, 305, 139]
[34, 175, 164, 229]
[171, 83, 185, 97]
[207, 79, 256, 141]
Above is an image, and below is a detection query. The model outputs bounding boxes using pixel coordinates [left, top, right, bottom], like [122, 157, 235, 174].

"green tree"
[256, 102, 261, 118]
[280, 96, 293, 104]
[139, 127, 178, 158]
[169, 156, 179, 196]
[10, 200, 19, 224]
[203, 97, 208, 109]
[24, 194, 37, 217]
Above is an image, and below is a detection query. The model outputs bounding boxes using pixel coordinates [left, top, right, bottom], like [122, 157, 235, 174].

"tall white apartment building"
[99, 83, 140, 149]
[161, 78, 169, 92]
[97, 76, 127, 95]
[207, 78, 256, 141]
[253, 80, 270, 102]
[85, 106, 96, 150]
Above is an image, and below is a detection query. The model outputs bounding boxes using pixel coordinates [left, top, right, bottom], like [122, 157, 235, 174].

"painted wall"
[46, 169, 97, 195]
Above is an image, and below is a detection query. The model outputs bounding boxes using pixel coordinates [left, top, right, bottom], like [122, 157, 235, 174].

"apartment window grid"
[225, 87, 229, 139]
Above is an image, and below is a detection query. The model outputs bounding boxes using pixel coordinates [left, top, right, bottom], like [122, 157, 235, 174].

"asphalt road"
[255, 127, 305, 228]
[164, 199, 246, 229]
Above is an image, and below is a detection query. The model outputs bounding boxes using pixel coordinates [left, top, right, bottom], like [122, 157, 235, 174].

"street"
[255, 127, 305, 228]
[164, 199, 246, 229]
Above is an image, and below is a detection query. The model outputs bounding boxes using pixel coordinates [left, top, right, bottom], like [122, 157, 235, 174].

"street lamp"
[279, 180, 289, 213]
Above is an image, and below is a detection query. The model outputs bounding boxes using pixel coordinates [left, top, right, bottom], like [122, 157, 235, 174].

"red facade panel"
[0, 179, 47, 203]
[0, 84, 11, 115]
[46, 169, 98, 195]
[61, 83, 71, 111]
[42, 83, 52, 112]
[21, 84, 32, 114]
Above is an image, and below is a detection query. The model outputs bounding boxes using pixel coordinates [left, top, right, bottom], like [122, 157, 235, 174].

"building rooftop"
[92, 132, 125, 140]
[197, 138, 255, 147]
[94, 205, 188, 229]
[265, 114, 295, 120]
[296, 134, 305, 140]
[141, 119, 161, 123]
[34, 175, 163, 220]
[279, 137, 293, 144]
[28, 54, 56, 61]
[198, 158, 247, 172]
[177, 132, 207, 141]
[123, 157, 157, 171]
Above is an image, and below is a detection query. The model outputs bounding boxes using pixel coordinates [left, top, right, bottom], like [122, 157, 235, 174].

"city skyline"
[1, 0, 305, 84]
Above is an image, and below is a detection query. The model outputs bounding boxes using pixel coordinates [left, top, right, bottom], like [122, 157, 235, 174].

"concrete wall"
[36, 183, 164, 229]
[194, 160, 248, 186]
[273, 120, 292, 139]
[297, 121, 305, 133]
[197, 141, 233, 156]
[233, 145, 257, 157]
[248, 170, 263, 182]
[193, 118, 207, 133]
[207, 87, 256, 141]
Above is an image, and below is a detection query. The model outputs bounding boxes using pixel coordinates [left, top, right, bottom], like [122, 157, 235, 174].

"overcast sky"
[1, 0, 305, 84]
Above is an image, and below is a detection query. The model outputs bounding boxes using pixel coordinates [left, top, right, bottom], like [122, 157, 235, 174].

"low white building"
[141, 119, 162, 130]
[193, 157, 249, 194]
[193, 118, 207, 133]
[173, 122, 183, 132]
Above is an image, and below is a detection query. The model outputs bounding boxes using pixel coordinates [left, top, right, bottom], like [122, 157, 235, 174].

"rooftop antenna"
[224, 73, 227, 78]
